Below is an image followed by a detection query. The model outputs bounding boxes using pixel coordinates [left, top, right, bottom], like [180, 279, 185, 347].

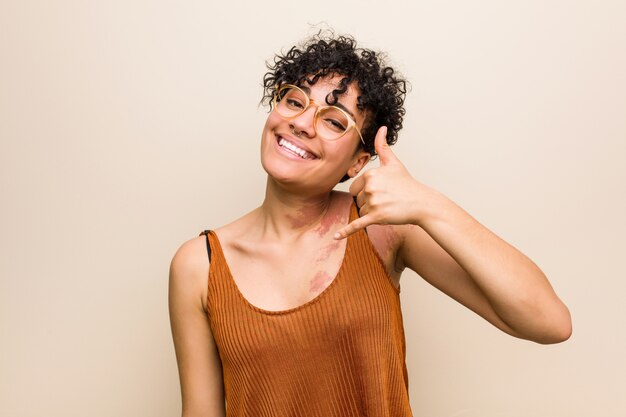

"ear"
[346, 150, 371, 178]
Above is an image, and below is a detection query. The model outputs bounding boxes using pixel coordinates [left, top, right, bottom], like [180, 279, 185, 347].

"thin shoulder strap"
[352, 196, 368, 236]
[198, 230, 212, 262]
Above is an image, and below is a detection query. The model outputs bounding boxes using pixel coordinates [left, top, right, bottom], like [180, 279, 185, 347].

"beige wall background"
[1, 0, 625, 416]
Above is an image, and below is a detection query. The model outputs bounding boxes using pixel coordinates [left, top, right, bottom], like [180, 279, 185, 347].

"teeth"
[278, 138, 314, 159]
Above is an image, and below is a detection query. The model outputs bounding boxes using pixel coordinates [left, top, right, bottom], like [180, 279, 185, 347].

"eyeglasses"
[272, 84, 365, 144]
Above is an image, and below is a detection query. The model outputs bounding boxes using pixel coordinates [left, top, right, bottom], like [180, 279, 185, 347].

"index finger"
[333, 215, 373, 240]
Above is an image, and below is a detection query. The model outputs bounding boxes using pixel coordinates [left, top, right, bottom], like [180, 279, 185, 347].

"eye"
[278, 87, 308, 111]
[322, 117, 347, 132]
[286, 98, 305, 109]
[319, 107, 349, 132]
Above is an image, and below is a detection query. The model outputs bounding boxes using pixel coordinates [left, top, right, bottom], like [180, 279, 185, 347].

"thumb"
[374, 126, 398, 165]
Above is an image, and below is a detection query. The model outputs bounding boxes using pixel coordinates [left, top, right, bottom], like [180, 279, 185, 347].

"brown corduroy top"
[201, 201, 413, 417]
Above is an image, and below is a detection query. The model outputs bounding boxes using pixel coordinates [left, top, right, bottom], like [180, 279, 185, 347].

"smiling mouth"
[276, 136, 318, 160]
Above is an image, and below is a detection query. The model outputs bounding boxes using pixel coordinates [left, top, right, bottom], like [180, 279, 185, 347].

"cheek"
[261, 115, 279, 145]
[262, 115, 274, 134]
[266, 111, 283, 126]
[326, 141, 359, 165]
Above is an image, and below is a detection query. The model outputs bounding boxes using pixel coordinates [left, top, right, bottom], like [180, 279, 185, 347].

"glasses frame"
[272, 84, 365, 145]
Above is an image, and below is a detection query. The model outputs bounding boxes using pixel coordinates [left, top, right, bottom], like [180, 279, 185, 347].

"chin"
[260, 152, 302, 184]
[261, 161, 293, 184]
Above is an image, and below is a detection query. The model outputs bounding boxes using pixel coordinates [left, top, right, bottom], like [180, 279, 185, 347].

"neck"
[257, 177, 341, 241]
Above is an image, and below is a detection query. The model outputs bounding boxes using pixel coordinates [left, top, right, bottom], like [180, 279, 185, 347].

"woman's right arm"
[169, 237, 226, 417]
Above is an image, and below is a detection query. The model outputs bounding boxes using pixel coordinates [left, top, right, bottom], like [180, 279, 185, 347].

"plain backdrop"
[1, 1, 625, 416]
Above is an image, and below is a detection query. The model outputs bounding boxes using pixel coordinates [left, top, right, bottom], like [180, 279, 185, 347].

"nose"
[289, 106, 317, 139]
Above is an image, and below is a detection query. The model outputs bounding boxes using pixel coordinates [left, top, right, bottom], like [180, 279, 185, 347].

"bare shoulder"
[169, 235, 211, 313]
[366, 224, 405, 261]
[168, 234, 226, 415]
[365, 224, 405, 286]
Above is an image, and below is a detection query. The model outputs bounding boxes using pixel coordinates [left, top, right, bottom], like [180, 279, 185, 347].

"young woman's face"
[260, 75, 370, 192]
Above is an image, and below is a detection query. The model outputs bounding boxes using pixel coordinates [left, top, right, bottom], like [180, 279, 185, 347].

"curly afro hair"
[261, 32, 408, 182]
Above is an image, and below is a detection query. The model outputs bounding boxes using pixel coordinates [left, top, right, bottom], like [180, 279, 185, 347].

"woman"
[168, 33, 572, 417]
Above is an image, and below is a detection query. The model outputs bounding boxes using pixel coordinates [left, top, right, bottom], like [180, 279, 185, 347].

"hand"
[334, 126, 432, 240]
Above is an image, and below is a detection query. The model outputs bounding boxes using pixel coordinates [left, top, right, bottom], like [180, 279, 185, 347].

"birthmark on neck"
[315, 200, 344, 236]
[284, 197, 328, 230]
[283, 196, 345, 236]
[316, 241, 340, 262]
[309, 270, 333, 294]
[285, 206, 319, 230]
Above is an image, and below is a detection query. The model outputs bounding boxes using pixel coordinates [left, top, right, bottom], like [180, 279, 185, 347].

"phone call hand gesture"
[334, 126, 436, 240]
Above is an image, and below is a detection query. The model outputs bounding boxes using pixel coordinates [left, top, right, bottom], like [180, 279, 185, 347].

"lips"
[275, 134, 319, 160]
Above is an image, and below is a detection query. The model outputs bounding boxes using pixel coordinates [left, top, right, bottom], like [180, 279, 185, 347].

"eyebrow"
[299, 85, 358, 121]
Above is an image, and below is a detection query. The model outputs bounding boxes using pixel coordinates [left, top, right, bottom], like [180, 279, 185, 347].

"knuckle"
[363, 170, 376, 180]
[363, 182, 377, 194]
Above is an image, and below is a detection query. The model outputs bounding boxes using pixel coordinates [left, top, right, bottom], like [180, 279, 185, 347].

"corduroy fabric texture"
[201, 201, 412, 417]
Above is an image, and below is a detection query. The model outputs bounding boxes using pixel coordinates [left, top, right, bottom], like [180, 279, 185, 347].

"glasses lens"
[316, 107, 350, 140]
[275, 87, 307, 118]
